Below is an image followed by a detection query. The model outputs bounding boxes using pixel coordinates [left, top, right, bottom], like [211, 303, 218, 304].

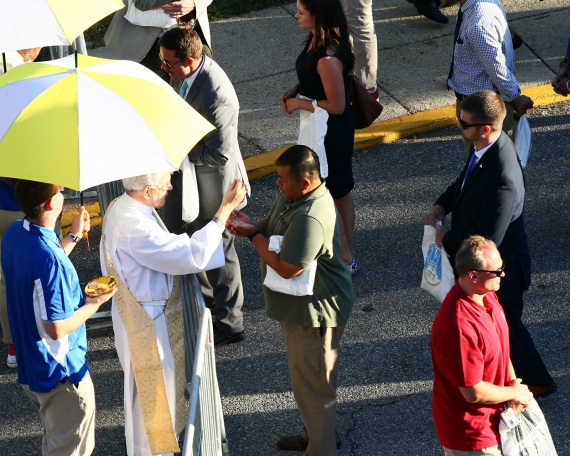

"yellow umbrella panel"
[0, 54, 215, 191]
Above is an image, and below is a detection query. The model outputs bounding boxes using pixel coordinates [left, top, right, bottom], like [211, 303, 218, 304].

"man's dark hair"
[275, 145, 321, 181]
[15, 180, 60, 220]
[461, 91, 506, 131]
[158, 26, 202, 60]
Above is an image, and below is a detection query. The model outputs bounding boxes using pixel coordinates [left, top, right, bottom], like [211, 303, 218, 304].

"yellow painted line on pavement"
[63, 84, 566, 223]
[243, 83, 566, 179]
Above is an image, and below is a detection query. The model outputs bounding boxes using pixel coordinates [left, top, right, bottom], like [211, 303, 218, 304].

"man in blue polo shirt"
[1, 180, 116, 456]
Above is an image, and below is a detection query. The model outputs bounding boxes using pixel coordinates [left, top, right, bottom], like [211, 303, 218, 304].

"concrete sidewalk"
[73, 0, 570, 233]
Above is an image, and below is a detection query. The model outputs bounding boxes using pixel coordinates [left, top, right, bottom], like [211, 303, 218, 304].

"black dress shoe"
[411, 0, 449, 24]
[277, 434, 341, 452]
[214, 330, 245, 348]
[527, 381, 557, 399]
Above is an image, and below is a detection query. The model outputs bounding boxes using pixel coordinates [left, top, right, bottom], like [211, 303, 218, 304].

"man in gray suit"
[159, 27, 250, 347]
[104, 0, 212, 80]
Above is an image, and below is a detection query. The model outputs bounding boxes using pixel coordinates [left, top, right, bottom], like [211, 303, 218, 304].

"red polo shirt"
[431, 283, 510, 451]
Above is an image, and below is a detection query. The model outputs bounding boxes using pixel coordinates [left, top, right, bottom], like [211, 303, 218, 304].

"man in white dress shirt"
[100, 171, 246, 456]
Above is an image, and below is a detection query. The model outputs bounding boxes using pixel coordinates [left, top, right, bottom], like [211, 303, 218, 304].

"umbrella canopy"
[0, 0, 124, 53]
[0, 54, 215, 191]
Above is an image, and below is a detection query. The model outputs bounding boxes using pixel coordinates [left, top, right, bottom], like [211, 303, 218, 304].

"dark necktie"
[462, 153, 478, 187]
[447, 7, 464, 85]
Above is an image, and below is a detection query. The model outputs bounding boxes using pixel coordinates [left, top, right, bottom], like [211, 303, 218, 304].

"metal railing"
[182, 274, 229, 456]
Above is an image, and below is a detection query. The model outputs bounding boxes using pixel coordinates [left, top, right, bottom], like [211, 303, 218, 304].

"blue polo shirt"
[1, 218, 88, 392]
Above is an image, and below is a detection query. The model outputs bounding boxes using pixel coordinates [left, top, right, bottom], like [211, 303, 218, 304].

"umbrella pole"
[2, 53, 6, 73]
[80, 191, 84, 206]
[75, 49, 78, 68]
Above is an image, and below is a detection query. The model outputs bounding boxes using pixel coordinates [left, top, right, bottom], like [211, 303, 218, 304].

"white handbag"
[512, 114, 532, 168]
[297, 96, 329, 178]
[420, 225, 455, 303]
[124, 0, 177, 28]
[180, 156, 200, 223]
[263, 236, 318, 296]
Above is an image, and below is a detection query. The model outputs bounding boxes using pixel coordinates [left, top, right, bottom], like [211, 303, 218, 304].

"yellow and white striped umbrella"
[0, 54, 214, 190]
[0, 0, 124, 53]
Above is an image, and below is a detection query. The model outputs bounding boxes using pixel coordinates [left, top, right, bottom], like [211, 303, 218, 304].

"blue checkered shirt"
[448, 0, 520, 102]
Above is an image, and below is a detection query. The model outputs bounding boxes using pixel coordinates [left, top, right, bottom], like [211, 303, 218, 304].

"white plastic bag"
[499, 397, 557, 456]
[297, 95, 329, 178]
[125, 0, 177, 28]
[180, 156, 200, 223]
[420, 225, 455, 302]
[263, 235, 318, 296]
[512, 114, 532, 168]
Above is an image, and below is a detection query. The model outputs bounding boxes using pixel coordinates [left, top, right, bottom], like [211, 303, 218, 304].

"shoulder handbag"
[124, 0, 177, 28]
[347, 75, 383, 129]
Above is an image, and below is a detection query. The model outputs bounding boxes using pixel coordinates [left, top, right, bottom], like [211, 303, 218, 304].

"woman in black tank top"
[279, 0, 358, 273]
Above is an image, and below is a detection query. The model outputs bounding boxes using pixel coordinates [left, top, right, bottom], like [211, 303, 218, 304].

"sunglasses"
[158, 54, 183, 69]
[458, 117, 490, 130]
[473, 263, 505, 277]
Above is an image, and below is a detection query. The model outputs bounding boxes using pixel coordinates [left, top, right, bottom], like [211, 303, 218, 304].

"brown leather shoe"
[527, 381, 557, 399]
[277, 435, 341, 452]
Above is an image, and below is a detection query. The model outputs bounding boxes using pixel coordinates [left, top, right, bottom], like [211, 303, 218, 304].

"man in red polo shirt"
[431, 235, 531, 455]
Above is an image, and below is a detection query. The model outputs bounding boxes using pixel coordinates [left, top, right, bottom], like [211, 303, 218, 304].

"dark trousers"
[496, 262, 553, 387]
[162, 172, 244, 334]
[185, 218, 244, 334]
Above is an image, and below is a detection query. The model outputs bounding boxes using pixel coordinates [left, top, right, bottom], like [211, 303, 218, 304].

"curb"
[61, 83, 565, 234]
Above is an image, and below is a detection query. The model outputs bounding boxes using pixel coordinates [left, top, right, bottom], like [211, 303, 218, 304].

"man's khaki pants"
[280, 322, 344, 456]
[344, 0, 378, 92]
[443, 445, 503, 455]
[22, 374, 96, 456]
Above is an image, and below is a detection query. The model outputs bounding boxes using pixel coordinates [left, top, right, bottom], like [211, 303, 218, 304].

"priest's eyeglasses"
[473, 263, 505, 277]
[149, 183, 171, 192]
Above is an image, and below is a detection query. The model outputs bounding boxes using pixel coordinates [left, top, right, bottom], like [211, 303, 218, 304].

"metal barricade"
[86, 180, 124, 331]
[183, 274, 230, 456]
[96, 180, 125, 217]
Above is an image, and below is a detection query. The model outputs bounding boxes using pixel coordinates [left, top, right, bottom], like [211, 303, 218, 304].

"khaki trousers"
[443, 445, 503, 456]
[280, 322, 344, 456]
[0, 208, 25, 345]
[22, 373, 96, 456]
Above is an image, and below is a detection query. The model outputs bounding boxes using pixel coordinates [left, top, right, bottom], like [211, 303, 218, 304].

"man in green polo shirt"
[227, 145, 354, 455]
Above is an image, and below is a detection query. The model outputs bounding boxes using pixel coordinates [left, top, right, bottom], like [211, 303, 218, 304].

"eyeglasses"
[158, 54, 183, 69]
[458, 117, 490, 130]
[473, 263, 505, 277]
[148, 183, 171, 192]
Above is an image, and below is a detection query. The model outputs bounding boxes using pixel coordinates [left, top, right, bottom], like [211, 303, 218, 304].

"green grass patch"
[83, 0, 293, 49]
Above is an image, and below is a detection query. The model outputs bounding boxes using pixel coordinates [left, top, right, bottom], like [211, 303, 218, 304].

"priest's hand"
[215, 180, 247, 223]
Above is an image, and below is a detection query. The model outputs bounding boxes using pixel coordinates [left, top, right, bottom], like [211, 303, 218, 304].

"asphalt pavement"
[2, 0, 570, 454]
[2, 100, 569, 455]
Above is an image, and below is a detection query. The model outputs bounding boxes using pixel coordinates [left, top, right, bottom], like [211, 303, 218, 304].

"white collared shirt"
[180, 55, 205, 99]
[100, 193, 224, 302]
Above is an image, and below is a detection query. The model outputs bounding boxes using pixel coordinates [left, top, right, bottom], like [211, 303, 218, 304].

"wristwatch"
[68, 232, 80, 243]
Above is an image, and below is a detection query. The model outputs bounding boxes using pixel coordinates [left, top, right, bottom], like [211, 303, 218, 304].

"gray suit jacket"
[105, 0, 211, 62]
[165, 56, 250, 226]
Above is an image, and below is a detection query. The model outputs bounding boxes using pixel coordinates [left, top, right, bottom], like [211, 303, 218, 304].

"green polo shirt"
[262, 183, 354, 327]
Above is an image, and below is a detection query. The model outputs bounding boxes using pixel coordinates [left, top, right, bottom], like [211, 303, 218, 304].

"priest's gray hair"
[122, 172, 169, 192]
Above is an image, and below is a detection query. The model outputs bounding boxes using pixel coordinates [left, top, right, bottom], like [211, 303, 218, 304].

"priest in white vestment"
[101, 172, 246, 456]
